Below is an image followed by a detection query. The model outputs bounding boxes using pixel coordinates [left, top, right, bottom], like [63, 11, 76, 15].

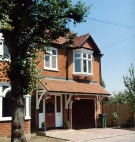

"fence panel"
[103, 103, 134, 127]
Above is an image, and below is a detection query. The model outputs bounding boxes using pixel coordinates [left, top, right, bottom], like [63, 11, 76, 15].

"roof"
[39, 79, 110, 95]
[53, 33, 102, 54]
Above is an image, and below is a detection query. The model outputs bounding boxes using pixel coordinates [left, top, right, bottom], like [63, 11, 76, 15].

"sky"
[70, 0, 135, 94]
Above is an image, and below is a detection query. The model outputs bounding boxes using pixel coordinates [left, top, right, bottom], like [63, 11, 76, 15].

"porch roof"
[39, 79, 110, 96]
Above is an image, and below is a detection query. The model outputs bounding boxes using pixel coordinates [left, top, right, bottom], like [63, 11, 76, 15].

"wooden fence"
[103, 103, 134, 127]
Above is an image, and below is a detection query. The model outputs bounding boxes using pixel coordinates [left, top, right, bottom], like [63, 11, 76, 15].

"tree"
[107, 91, 129, 104]
[104, 64, 135, 104]
[0, 0, 89, 141]
[123, 64, 135, 102]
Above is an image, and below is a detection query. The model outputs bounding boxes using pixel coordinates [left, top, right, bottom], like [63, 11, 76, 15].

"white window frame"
[73, 48, 94, 77]
[0, 82, 31, 121]
[44, 47, 58, 71]
[0, 33, 10, 61]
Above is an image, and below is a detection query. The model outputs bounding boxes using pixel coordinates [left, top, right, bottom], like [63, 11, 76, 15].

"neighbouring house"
[0, 32, 110, 137]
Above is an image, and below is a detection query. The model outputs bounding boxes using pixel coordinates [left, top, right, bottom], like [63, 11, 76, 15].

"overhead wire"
[85, 17, 135, 49]
[102, 35, 135, 50]
[87, 17, 135, 29]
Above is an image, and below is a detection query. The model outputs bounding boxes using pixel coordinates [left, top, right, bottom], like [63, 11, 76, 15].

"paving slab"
[45, 128, 135, 142]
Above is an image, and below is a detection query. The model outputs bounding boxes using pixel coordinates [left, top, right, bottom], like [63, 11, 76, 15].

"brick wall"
[37, 46, 67, 79]
[0, 61, 9, 82]
[62, 95, 68, 128]
[37, 46, 101, 84]
[0, 120, 30, 137]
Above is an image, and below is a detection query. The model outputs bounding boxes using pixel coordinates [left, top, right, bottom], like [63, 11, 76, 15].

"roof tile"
[40, 79, 110, 95]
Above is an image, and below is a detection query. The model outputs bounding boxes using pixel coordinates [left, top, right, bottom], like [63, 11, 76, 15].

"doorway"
[55, 95, 63, 127]
[72, 99, 95, 129]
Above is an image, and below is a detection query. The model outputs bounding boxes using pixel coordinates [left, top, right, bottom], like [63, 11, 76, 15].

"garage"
[72, 99, 95, 129]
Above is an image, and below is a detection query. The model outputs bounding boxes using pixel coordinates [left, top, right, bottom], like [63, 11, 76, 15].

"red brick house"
[32, 33, 110, 131]
[0, 32, 110, 136]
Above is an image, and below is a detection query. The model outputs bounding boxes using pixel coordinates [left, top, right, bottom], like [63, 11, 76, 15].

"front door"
[55, 95, 63, 127]
[45, 96, 55, 128]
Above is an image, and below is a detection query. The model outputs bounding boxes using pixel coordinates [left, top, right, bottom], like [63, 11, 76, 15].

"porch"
[32, 78, 110, 132]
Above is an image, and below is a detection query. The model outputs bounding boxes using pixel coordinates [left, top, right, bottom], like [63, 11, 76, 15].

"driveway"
[1, 128, 135, 142]
[45, 128, 135, 142]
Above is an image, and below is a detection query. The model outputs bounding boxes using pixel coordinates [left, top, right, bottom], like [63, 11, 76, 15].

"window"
[44, 47, 58, 71]
[0, 83, 31, 121]
[73, 49, 93, 76]
[2, 86, 11, 117]
[0, 33, 10, 61]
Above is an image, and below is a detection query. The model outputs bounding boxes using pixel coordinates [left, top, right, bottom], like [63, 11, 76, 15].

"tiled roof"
[39, 79, 110, 95]
[53, 33, 102, 54]
[71, 33, 90, 48]
[54, 33, 89, 48]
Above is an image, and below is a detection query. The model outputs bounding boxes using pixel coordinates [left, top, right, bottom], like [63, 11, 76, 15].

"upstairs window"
[44, 47, 58, 71]
[0, 33, 10, 61]
[73, 49, 93, 76]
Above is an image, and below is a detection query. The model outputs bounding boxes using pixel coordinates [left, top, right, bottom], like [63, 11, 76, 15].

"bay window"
[0, 83, 31, 121]
[73, 49, 93, 76]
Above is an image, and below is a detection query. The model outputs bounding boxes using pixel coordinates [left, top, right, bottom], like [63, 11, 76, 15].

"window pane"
[88, 54, 91, 59]
[83, 53, 86, 58]
[75, 60, 81, 72]
[88, 61, 92, 73]
[52, 50, 56, 55]
[56, 96, 61, 112]
[46, 101, 54, 113]
[75, 53, 80, 58]
[0, 42, 2, 45]
[3, 86, 8, 91]
[83, 60, 87, 72]
[52, 56, 56, 68]
[4, 45, 9, 59]
[45, 56, 50, 67]
[2, 91, 11, 117]
[39, 99, 43, 113]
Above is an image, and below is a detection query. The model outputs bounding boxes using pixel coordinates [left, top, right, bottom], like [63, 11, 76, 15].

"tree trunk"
[11, 96, 26, 142]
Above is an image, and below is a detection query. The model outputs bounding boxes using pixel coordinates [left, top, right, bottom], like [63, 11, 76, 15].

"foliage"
[120, 118, 134, 128]
[104, 64, 135, 104]
[130, 105, 135, 114]
[111, 112, 118, 127]
[123, 64, 135, 102]
[109, 91, 129, 104]
[65, 120, 70, 126]
[0, 0, 90, 96]
[41, 122, 47, 127]
[0, 0, 90, 141]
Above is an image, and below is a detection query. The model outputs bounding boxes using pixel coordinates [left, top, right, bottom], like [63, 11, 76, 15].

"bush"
[41, 122, 47, 127]
[120, 118, 134, 128]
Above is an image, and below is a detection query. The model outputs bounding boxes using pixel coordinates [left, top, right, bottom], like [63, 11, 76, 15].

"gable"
[82, 40, 94, 50]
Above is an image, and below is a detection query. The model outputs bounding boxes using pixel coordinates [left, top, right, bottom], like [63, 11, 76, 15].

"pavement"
[1, 128, 135, 142]
[44, 128, 135, 142]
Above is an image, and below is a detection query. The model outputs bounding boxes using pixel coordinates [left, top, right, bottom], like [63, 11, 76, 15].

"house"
[0, 33, 31, 137]
[32, 33, 110, 131]
[0, 32, 110, 137]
